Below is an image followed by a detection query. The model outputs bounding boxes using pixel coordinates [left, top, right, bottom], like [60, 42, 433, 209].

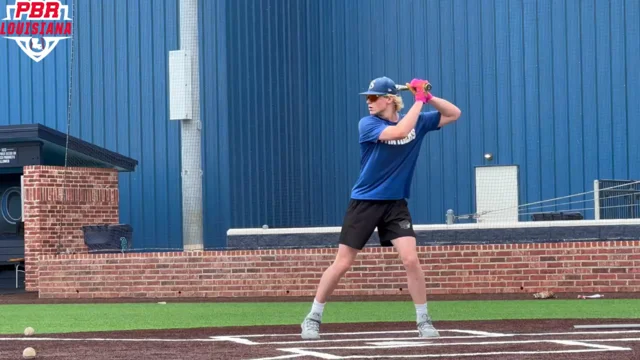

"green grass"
[1, 299, 639, 335]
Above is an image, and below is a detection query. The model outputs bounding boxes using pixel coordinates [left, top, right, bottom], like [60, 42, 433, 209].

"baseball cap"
[359, 76, 398, 96]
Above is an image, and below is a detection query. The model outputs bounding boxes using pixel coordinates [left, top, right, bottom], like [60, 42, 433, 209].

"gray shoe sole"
[301, 331, 320, 340]
[419, 330, 440, 338]
[301, 322, 320, 340]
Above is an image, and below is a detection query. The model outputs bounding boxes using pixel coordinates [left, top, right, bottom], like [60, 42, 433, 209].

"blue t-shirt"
[350, 111, 441, 200]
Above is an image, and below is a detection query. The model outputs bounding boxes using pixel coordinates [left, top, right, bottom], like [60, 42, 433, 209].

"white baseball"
[23, 327, 34, 336]
[22, 347, 36, 359]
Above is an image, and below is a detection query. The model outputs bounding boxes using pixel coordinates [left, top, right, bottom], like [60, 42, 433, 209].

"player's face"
[366, 95, 392, 115]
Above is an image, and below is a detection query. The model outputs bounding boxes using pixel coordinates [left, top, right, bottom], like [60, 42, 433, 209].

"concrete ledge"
[226, 223, 640, 250]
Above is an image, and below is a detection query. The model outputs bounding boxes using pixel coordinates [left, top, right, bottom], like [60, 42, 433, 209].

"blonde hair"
[388, 95, 404, 111]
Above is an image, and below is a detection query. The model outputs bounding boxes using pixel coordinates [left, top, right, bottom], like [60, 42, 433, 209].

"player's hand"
[405, 82, 417, 95]
[407, 78, 432, 103]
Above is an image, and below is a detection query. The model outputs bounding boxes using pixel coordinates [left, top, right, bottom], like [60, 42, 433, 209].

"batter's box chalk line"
[232, 329, 640, 360]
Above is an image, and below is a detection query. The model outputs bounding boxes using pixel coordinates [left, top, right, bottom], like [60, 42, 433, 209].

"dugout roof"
[0, 124, 138, 172]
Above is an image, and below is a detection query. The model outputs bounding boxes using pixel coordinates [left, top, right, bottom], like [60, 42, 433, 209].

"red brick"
[23, 166, 119, 291]
[33, 239, 640, 299]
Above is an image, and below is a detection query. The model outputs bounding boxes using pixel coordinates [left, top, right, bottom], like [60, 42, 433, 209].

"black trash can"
[82, 224, 133, 253]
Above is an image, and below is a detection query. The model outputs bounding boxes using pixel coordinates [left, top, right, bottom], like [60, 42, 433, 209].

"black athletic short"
[338, 199, 416, 250]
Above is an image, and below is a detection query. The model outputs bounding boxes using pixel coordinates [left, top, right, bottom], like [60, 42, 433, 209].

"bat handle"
[396, 83, 433, 92]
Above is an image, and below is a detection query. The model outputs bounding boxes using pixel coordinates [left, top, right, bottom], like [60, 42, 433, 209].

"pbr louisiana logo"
[1, 0, 72, 62]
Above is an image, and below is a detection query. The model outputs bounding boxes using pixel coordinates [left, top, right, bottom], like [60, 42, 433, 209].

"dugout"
[0, 124, 137, 291]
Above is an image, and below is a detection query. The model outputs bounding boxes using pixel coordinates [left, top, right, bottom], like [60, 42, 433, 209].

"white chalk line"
[228, 329, 505, 346]
[279, 349, 342, 359]
[447, 330, 511, 337]
[522, 330, 640, 337]
[245, 332, 640, 360]
[221, 329, 507, 338]
[241, 330, 640, 345]
[588, 337, 640, 342]
[256, 339, 633, 360]
[2, 330, 637, 360]
[243, 355, 302, 360]
[548, 340, 630, 351]
[0, 337, 218, 342]
[258, 335, 505, 345]
[365, 340, 433, 347]
[289, 349, 629, 359]
[223, 330, 423, 338]
[214, 328, 640, 340]
[292, 338, 637, 350]
[246, 349, 630, 360]
[2, 330, 640, 345]
[210, 336, 258, 345]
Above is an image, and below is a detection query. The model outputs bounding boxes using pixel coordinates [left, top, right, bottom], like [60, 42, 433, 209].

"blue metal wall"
[0, 0, 184, 250]
[200, 0, 231, 249]
[1, 0, 639, 249]
[219, 0, 640, 232]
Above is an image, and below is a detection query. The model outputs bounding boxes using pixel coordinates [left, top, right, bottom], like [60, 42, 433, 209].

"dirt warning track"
[0, 319, 639, 359]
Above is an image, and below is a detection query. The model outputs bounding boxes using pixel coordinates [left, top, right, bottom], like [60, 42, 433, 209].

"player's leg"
[301, 244, 359, 340]
[379, 200, 440, 338]
[392, 236, 426, 305]
[378, 201, 424, 303]
[301, 200, 380, 339]
[391, 236, 439, 337]
[314, 244, 360, 304]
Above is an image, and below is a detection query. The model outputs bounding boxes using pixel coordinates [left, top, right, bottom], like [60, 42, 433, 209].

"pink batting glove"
[409, 78, 433, 103]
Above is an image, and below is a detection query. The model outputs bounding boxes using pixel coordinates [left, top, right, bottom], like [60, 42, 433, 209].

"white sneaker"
[301, 314, 321, 340]
[417, 314, 440, 338]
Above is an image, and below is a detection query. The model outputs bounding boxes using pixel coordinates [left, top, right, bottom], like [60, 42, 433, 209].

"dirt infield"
[1, 319, 640, 359]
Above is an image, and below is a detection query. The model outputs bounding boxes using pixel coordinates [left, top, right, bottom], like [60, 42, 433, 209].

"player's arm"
[377, 100, 424, 141]
[378, 78, 433, 141]
[428, 96, 461, 127]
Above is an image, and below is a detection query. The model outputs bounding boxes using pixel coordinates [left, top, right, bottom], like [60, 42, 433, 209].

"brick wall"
[23, 165, 119, 291]
[36, 240, 640, 299]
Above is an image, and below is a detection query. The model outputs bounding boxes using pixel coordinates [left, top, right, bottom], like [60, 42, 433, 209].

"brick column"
[22, 165, 119, 291]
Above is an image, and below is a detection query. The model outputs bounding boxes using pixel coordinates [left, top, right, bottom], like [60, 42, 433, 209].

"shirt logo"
[381, 128, 416, 145]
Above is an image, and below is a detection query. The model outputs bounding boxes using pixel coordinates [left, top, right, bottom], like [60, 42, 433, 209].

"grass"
[1, 299, 639, 335]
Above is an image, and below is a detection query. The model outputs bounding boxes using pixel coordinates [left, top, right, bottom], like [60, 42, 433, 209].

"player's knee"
[333, 257, 354, 273]
[333, 244, 358, 272]
[401, 255, 421, 271]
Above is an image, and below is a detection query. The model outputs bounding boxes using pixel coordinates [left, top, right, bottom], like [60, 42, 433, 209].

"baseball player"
[301, 76, 462, 339]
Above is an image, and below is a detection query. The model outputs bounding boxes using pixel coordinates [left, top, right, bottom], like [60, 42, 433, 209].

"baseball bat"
[396, 83, 432, 92]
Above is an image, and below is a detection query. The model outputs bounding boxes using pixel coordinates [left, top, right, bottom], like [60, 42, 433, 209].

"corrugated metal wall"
[200, 0, 231, 249]
[1, 0, 639, 248]
[0, 0, 184, 251]
[220, 0, 640, 231]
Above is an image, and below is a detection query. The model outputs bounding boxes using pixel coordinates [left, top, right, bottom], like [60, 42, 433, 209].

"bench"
[0, 237, 25, 289]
